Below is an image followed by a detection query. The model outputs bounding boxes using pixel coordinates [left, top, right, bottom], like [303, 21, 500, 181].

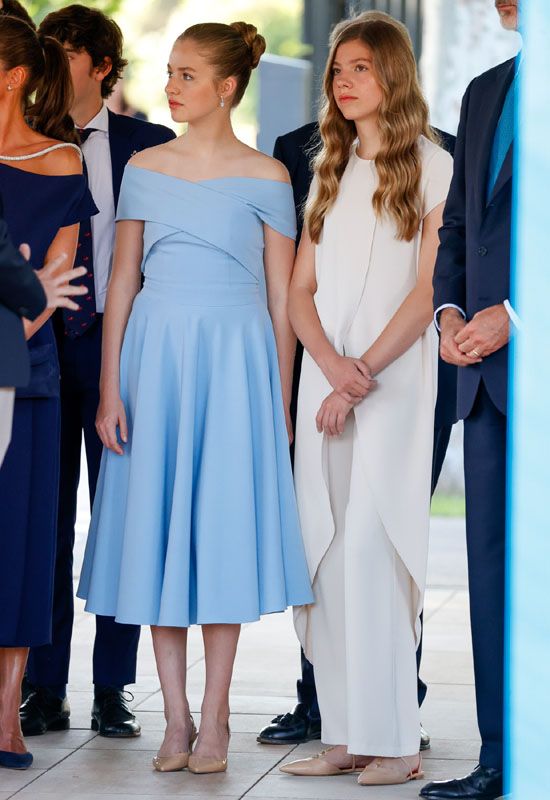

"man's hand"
[439, 308, 479, 367]
[455, 304, 510, 359]
[19, 245, 88, 310]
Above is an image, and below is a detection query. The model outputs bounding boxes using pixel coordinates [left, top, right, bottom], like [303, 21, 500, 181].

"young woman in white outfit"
[280, 12, 453, 786]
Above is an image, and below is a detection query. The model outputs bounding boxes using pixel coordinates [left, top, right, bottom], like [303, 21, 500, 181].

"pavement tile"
[130, 710, 274, 736]
[20, 729, 97, 750]
[16, 795, 239, 800]
[23, 747, 76, 770]
[0, 768, 45, 793]
[15, 751, 279, 797]
[83, 729, 293, 756]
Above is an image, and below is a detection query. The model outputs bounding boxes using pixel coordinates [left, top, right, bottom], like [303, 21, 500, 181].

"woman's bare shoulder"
[44, 142, 83, 176]
[238, 146, 291, 184]
[128, 140, 179, 170]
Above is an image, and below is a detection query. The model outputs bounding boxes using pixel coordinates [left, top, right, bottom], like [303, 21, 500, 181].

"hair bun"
[230, 21, 266, 69]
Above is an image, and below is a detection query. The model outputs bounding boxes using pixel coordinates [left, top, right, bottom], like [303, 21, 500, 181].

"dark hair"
[39, 3, 128, 99]
[179, 21, 266, 107]
[0, 0, 35, 29]
[0, 15, 77, 143]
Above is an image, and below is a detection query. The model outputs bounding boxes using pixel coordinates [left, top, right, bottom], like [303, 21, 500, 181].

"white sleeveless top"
[294, 136, 453, 647]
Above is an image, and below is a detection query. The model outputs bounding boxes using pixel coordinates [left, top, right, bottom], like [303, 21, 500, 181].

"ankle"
[200, 705, 230, 728]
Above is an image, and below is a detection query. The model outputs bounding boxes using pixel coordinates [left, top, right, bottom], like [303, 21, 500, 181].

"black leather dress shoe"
[257, 703, 321, 744]
[420, 724, 431, 751]
[91, 687, 141, 738]
[420, 765, 503, 799]
[21, 676, 34, 705]
[20, 687, 70, 736]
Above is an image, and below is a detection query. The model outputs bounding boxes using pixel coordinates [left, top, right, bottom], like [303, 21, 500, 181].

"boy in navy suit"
[22, 5, 176, 739]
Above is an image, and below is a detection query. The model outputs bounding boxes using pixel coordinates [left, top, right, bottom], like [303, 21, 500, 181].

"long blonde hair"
[305, 12, 436, 243]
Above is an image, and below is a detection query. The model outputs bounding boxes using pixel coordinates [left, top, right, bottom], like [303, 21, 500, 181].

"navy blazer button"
[478, 246, 488, 256]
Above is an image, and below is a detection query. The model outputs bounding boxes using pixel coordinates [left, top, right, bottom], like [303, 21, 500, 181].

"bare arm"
[360, 202, 446, 375]
[264, 224, 296, 439]
[288, 230, 373, 402]
[23, 222, 79, 340]
[95, 220, 144, 454]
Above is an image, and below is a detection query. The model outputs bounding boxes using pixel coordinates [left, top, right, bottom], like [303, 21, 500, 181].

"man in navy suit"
[21, 5, 176, 739]
[257, 120, 457, 751]
[421, 3, 521, 799]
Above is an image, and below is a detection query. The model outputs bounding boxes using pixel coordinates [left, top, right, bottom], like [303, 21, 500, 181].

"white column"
[421, 0, 521, 134]
[508, 2, 550, 796]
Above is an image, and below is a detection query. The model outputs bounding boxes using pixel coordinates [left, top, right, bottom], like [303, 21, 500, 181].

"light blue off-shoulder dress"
[77, 166, 313, 626]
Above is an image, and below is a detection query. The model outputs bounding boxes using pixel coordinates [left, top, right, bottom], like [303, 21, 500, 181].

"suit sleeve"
[152, 124, 177, 145]
[0, 216, 46, 320]
[273, 135, 294, 175]
[273, 136, 284, 162]
[432, 82, 472, 314]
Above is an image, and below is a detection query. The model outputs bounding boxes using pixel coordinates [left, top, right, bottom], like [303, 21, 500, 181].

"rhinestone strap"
[0, 142, 82, 161]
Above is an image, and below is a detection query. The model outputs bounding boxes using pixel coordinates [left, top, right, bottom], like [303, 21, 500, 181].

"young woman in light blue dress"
[77, 21, 313, 774]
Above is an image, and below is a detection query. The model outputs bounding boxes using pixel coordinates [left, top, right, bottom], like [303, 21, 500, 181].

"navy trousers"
[463, 382, 506, 771]
[27, 318, 140, 689]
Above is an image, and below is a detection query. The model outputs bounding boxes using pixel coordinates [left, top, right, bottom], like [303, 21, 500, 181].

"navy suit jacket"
[433, 57, 516, 419]
[0, 206, 46, 387]
[106, 110, 176, 205]
[274, 121, 458, 429]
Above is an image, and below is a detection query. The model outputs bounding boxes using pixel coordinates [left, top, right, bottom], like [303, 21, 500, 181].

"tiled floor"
[1, 483, 483, 799]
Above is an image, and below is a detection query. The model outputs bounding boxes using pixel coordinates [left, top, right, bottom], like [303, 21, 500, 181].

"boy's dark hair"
[39, 4, 128, 98]
[0, 0, 36, 29]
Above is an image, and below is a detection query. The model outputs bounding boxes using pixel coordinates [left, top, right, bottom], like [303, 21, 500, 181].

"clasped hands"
[439, 304, 510, 367]
[317, 353, 376, 437]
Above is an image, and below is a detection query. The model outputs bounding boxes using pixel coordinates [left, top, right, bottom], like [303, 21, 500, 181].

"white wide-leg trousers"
[308, 416, 420, 756]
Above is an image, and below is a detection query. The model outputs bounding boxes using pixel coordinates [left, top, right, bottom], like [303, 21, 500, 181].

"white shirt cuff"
[434, 303, 466, 332]
[503, 299, 522, 330]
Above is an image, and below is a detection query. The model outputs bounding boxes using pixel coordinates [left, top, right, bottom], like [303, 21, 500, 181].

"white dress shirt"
[434, 300, 522, 331]
[79, 104, 115, 314]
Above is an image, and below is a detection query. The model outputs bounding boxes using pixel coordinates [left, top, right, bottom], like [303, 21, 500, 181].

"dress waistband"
[141, 277, 261, 307]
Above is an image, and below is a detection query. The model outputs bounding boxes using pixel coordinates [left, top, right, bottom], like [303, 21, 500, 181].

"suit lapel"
[475, 59, 516, 215]
[107, 110, 132, 208]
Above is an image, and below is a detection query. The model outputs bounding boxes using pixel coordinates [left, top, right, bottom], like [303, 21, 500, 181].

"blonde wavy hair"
[305, 11, 437, 243]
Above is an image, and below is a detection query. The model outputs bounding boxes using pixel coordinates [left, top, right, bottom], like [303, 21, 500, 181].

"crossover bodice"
[117, 166, 296, 294]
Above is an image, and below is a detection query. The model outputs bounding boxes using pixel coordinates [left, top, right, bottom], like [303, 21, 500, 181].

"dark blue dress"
[0, 162, 96, 647]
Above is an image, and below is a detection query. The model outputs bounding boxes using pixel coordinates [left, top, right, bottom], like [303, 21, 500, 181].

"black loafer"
[20, 687, 70, 737]
[420, 723, 431, 751]
[257, 703, 321, 745]
[420, 765, 503, 799]
[91, 687, 141, 738]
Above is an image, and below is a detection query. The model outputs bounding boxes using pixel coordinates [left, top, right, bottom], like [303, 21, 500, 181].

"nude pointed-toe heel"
[152, 751, 191, 772]
[152, 715, 198, 772]
[187, 724, 230, 774]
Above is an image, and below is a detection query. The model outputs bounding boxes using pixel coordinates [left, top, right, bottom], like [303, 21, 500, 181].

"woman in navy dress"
[0, 16, 96, 770]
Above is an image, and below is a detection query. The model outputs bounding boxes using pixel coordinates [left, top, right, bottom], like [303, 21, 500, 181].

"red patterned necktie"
[63, 128, 97, 338]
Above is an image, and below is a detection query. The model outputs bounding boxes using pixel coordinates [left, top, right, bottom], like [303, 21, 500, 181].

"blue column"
[507, 3, 550, 796]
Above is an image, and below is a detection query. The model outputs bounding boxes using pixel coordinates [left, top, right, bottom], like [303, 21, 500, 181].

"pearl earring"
[7, 86, 13, 91]
[219, 96, 225, 108]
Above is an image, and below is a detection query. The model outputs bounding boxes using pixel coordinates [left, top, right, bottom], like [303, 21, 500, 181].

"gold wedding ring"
[469, 348, 481, 358]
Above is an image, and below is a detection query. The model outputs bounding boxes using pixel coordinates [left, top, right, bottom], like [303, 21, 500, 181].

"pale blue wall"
[507, 3, 550, 796]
